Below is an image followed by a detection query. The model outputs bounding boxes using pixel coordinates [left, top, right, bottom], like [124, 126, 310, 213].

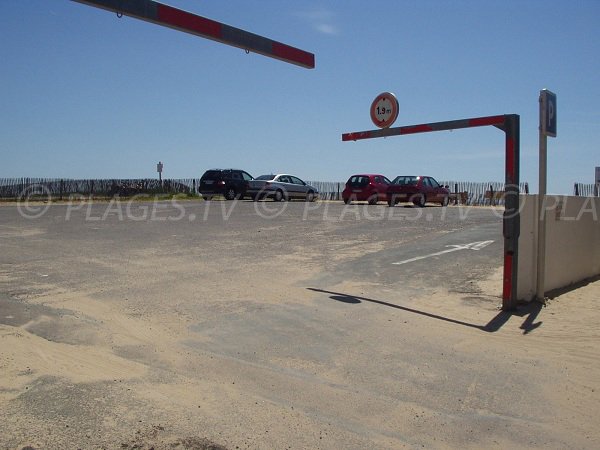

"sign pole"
[536, 94, 548, 301]
[536, 89, 557, 301]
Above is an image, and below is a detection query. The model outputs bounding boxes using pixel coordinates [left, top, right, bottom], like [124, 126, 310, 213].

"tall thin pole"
[536, 92, 548, 301]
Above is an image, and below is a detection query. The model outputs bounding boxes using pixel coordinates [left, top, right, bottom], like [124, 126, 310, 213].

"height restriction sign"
[370, 92, 399, 128]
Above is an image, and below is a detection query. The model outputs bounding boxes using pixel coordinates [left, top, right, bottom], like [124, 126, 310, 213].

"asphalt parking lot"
[9, 198, 504, 288]
[2, 199, 597, 449]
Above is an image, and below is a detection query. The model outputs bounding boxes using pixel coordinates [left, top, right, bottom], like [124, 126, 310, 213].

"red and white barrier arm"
[71, 0, 315, 69]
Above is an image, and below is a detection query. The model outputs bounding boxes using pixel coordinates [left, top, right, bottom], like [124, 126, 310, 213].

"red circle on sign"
[370, 92, 399, 128]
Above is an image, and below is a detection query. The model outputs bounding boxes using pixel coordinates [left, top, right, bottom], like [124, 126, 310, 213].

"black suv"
[199, 169, 253, 200]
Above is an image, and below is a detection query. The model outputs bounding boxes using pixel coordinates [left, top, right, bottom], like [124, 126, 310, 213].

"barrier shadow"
[307, 288, 544, 334]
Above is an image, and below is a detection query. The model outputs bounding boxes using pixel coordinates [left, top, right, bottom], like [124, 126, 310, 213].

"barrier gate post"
[500, 115, 520, 309]
[342, 114, 521, 310]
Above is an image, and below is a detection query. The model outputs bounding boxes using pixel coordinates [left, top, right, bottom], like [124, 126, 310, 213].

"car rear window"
[392, 176, 419, 186]
[256, 175, 275, 180]
[348, 176, 370, 187]
[201, 170, 222, 180]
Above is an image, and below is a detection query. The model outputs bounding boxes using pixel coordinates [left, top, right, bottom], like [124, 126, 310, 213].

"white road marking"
[393, 240, 494, 265]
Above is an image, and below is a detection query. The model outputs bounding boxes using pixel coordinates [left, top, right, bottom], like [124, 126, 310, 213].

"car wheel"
[387, 195, 395, 207]
[225, 187, 237, 200]
[441, 195, 449, 207]
[306, 191, 315, 202]
[203, 195, 212, 201]
[343, 197, 351, 205]
[367, 194, 378, 205]
[412, 193, 426, 207]
[274, 189, 284, 202]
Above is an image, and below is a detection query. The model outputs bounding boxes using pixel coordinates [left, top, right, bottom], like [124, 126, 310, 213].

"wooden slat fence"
[0, 178, 197, 199]
[440, 181, 530, 206]
[306, 181, 344, 201]
[1, 178, 532, 205]
[573, 183, 599, 197]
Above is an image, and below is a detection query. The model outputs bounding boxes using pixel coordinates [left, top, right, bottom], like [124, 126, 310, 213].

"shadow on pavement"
[307, 288, 544, 334]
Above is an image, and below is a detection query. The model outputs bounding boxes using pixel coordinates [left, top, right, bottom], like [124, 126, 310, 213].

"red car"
[387, 176, 450, 207]
[342, 174, 392, 205]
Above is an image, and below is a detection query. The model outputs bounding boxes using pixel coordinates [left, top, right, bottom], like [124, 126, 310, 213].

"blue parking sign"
[541, 89, 557, 137]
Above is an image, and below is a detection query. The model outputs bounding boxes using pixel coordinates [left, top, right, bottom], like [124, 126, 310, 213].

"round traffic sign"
[370, 92, 399, 128]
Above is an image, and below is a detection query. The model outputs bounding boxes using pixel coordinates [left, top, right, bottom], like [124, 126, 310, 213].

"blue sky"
[1, 0, 599, 194]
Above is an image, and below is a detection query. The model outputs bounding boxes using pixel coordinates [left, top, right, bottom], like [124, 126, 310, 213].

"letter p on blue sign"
[541, 89, 557, 137]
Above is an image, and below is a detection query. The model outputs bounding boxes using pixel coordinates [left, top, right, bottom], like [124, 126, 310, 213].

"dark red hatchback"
[342, 174, 391, 205]
[387, 175, 450, 207]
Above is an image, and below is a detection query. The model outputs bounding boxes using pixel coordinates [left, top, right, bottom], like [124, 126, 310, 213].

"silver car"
[247, 174, 318, 202]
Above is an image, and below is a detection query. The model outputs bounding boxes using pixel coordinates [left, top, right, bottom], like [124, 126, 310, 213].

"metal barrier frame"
[342, 114, 520, 310]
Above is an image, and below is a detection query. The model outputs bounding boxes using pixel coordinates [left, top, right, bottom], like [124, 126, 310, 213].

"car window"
[392, 176, 418, 186]
[201, 170, 221, 180]
[242, 172, 253, 181]
[290, 176, 304, 185]
[279, 176, 291, 184]
[383, 177, 392, 184]
[349, 176, 369, 187]
[374, 176, 382, 184]
[256, 175, 275, 180]
[231, 172, 241, 180]
[429, 177, 440, 188]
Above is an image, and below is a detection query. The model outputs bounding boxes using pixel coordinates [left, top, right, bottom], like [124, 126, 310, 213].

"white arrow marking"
[393, 240, 494, 265]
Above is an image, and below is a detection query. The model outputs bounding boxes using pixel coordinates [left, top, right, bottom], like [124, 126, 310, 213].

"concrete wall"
[517, 194, 600, 301]
[517, 195, 538, 301]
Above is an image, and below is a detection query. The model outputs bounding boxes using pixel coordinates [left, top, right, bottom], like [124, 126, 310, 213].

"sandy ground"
[1, 202, 599, 449]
